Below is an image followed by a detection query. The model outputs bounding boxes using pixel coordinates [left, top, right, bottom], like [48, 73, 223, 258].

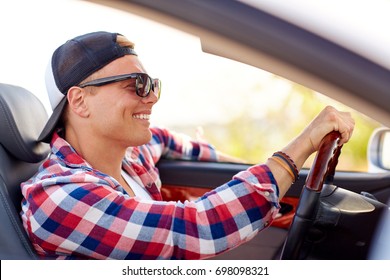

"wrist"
[281, 134, 314, 170]
[270, 151, 299, 183]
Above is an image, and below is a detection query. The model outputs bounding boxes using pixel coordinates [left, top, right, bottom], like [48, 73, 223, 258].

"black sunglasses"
[78, 73, 161, 99]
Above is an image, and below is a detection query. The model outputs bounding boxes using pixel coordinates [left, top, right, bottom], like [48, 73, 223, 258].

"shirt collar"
[50, 131, 92, 168]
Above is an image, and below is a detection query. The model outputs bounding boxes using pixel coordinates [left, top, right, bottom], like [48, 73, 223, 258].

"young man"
[21, 31, 354, 259]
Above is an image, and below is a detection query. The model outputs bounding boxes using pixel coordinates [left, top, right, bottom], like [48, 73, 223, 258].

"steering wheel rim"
[280, 131, 342, 259]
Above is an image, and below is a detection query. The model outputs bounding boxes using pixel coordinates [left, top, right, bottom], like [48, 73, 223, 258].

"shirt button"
[264, 191, 270, 197]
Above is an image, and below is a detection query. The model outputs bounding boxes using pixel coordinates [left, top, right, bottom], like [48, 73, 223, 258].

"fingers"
[196, 126, 207, 142]
[333, 110, 355, 145]
[307, 106, 355, 151]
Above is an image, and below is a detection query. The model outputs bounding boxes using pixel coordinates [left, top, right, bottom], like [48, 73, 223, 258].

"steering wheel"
[280, 131, 342, 259]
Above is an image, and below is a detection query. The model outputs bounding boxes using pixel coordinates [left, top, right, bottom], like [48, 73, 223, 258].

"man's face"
[83, 55, 159, 148]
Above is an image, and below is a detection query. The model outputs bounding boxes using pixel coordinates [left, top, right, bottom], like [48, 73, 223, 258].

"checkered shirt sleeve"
[20, 128, 280, 259]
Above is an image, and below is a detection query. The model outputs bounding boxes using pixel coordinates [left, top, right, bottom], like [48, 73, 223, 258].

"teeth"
[133, 114, 150, 120]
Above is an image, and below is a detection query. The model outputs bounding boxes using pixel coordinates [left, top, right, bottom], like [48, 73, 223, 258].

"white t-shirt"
[121, 170, 153, 200]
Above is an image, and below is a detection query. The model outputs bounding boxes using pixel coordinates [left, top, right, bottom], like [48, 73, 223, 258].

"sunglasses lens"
[136, 74, 152, 97]
[152, 79, 161, 99]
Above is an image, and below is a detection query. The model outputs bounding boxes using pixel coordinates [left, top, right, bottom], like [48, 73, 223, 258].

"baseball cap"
[38, 31, 137, 143]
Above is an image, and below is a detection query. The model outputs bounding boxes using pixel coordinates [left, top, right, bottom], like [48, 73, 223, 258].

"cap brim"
[37, 97, 67, 143]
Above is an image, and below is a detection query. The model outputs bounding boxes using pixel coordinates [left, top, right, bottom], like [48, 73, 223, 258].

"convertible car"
[1, 0, 389, 260]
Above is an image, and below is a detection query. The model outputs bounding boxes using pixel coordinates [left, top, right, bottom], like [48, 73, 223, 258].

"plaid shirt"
[21, 127, 280, 260]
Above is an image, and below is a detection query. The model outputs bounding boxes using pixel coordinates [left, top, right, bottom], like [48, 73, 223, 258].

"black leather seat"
[0, 83, 50, 259]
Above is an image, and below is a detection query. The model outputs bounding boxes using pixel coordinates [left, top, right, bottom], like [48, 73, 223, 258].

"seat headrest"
[0, 83, 50, 163]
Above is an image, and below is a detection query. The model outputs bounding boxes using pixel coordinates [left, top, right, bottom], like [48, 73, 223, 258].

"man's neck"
[64, 126, 126, 183]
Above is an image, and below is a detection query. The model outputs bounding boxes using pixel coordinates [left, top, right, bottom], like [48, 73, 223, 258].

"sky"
[0, 0, 279, 128]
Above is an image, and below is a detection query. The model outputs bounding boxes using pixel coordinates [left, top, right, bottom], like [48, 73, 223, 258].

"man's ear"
[67, 87, 90, 118]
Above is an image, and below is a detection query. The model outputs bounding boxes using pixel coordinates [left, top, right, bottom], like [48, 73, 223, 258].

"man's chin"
[130, 130, 152, 147]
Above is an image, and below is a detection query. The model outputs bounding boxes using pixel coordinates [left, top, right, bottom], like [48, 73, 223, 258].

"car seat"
[0, 83, 50, 259]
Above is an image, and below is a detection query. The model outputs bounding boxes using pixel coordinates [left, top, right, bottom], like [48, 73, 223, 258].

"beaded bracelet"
[272, 151, 299, 182]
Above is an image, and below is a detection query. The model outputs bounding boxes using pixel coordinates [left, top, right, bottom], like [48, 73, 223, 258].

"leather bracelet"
[269, 156, 296, 182]
[272, 151, 299, 182]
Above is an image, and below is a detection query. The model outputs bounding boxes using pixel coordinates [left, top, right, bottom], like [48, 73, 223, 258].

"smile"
[132, 114, 150, 120]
